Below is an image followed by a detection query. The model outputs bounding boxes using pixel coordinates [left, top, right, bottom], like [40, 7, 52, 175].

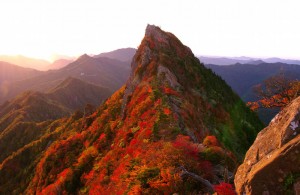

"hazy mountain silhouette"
[94, 47, 136, 62]
[0, 61, 42, 85]
[0, 55, 50, 70]
[199, 56, 300, 65]
[46, 59, 74, 70]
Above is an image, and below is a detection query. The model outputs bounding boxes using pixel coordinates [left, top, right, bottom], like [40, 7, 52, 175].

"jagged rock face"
[235, 96, 300, 195]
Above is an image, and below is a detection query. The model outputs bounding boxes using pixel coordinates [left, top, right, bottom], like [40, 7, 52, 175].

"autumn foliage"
[248, 74, 300, 111]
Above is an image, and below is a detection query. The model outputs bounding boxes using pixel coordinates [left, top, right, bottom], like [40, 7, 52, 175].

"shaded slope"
[0, 77, 110, 163]
[0, 25, 263, 194]
[47, 77, 111, 110]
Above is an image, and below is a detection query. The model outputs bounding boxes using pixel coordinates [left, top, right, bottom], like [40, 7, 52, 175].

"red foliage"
[140, 109, 156, 120]
[162, 87, 179, 96]
[139, 121, 148, 129]
[163, 108, 171, 115]
[173, 135, 199, 159]
[155, 98, 162, 106]
[137, 93, 148, 103]
[130, 139, 138, 146]
[144, 129, 152, 137]
[214, 182, 236, 195]
[83, 169, 94, 181]
[99, 133, 106, 141]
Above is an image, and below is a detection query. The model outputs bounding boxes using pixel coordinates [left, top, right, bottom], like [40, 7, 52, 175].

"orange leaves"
[249, 78, 300, 110]
[148, 167, 181, 193]
[246, 101, 259, 111]
[75, 146, 98, 167]
[128, 185, 142, 194]
[203, 135, 220, 147]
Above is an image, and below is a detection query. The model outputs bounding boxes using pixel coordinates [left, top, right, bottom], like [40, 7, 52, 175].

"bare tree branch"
[179, 166, 214, 193]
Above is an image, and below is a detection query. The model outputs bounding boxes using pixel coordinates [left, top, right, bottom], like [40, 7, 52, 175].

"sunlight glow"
[0, 0, 299, 61]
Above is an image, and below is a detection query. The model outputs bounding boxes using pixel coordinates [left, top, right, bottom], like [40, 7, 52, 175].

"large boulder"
[235, 96, 300, 194]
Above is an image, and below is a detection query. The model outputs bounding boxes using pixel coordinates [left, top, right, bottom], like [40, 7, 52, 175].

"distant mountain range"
[46, 59, 74, 70]
[0, 55, 50, 70]
[199, 56, 300, 65]
[0, 54, 131, 103]
[0, 48, 136, 71]
[0, 61, 42, 85]
[94, 47, 136, 62]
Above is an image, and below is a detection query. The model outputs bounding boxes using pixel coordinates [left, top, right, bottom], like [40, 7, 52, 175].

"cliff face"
[235, 96, 300, 195]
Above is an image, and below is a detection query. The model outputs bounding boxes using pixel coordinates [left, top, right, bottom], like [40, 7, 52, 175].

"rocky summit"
[235, 96, 300, 195]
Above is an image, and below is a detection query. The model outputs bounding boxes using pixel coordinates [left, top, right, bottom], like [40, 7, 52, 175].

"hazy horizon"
[2, 49, 300, 64]
[1, 0, 300, 61]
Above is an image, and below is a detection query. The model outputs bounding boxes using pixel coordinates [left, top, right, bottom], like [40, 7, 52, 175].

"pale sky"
[0, 0, 299, 61]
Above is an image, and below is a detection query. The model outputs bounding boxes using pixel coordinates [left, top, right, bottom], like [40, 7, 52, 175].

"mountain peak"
[128, 25, 193, 83]
[143, 24, 192, 55]
[77, 53, 92, 61]
[145, 24, 168, 43]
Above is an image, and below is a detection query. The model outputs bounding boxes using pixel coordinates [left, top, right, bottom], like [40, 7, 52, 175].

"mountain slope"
[0, 25, 263, 194]
[0, 55, 130, 103]
[47, 77, 111, 110]
[0, 77, 111, 163]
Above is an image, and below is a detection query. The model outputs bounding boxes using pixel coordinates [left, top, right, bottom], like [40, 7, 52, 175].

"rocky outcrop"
[235, 96, 300, 195]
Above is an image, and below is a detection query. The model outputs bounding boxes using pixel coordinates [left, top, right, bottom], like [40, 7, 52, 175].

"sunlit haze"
[1, 0, 300, 62]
